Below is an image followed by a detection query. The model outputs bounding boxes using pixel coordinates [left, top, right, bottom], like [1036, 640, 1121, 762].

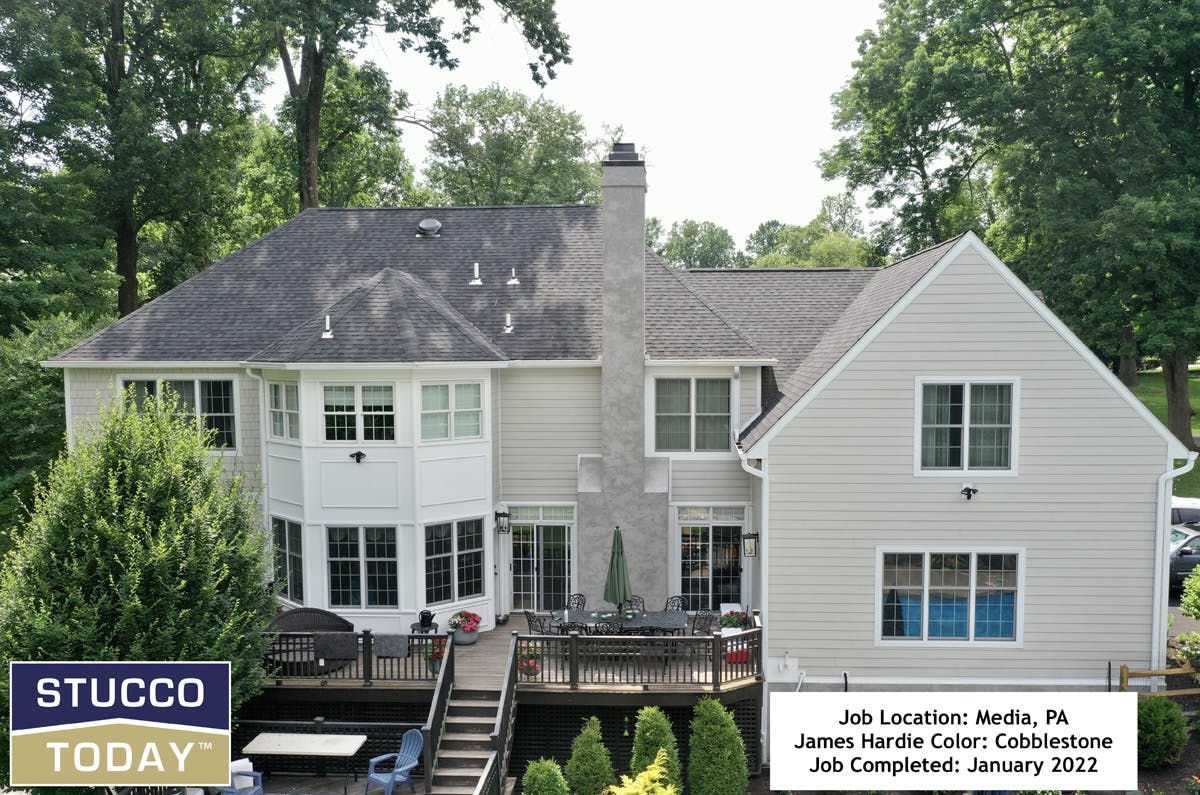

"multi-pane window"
[920, 381, 1013, 470]
[420, 383, 482, 441]
[272, 517, 303, 602]
[424, 518, 485, 604]
[269, 383, 300, 440]
[678, 506, 745, 611]
[322, 385, 395, 442]
[655, 378, 731, 452]
[327, 526, 398, 608]
[123, 378, 236, 448]
[880, 551, 1019, 642]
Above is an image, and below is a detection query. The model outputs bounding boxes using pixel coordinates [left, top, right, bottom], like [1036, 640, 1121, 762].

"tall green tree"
[660, 219, 738, 269]
[230, 61, 428, 246]
[746, 195, 871, 268]
[416, 83, 599, 206]
[271, 0, 570, 210]
[0, 0, 270, 316]
[826, 0, 1200, 449]
[0, 389, 276, 782]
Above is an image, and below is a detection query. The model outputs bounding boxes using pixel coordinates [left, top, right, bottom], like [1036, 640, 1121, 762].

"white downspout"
[1153, 451, 1198, 670]
[736, 443, 768, 631]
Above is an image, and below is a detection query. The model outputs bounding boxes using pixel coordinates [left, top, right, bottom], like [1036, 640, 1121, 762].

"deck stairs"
[428, 687, 502, 794]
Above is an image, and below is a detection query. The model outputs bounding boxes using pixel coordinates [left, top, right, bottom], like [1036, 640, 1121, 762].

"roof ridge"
[878, 232, 968, 271]
[652, 258, 773, 360]
[248, 271, 388, 361]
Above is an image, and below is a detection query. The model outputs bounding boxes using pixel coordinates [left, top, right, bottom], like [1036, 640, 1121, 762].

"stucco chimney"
[600, 143, 647, 495]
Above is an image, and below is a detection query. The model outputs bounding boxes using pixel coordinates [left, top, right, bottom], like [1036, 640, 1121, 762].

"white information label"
[770, 691, 1135, 791]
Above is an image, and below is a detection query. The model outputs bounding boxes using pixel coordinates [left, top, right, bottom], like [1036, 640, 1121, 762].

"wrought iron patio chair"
[591, 620, 623, 636]
[664, 595, 686, 612]
[566, 593, 587, 611]
[620, 594, 645, 613]
[691, 609, 718, 636]
[557, 621, 589, 636]
[524, 610, 553, 634]
[365, 727, 423, 795]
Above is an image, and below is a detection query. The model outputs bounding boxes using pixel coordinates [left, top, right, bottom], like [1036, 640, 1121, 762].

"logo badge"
[10, 661, 231, 786]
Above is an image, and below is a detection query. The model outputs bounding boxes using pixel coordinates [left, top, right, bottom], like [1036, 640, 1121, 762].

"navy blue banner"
[10, 661, 229, 731]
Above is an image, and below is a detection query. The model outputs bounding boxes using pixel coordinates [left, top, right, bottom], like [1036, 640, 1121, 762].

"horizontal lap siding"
[767, 251, 1168, 680]
[499, 367, 601, 501]
[672, 459, 752, 503]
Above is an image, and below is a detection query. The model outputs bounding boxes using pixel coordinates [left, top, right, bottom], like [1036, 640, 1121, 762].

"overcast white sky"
[292, 1, 886, 247]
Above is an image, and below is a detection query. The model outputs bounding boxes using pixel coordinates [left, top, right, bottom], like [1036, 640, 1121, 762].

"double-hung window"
[327, 526, 398, 608]
[655, 378, 731, 452]
[918, 380, 1015, 471]
[272, 517, 303, 602]
[123, 377, 236, 448]
[424, 518, 484, 604]
[269, 383, 300, 440]
[879, 550, 1020, 643]
[420, 383, 482, 441]
[323, 384, 395, 442]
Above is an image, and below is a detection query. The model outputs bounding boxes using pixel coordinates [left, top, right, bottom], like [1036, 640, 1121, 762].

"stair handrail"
[471, 631, 518, 795]
[422, 631, 455, 794]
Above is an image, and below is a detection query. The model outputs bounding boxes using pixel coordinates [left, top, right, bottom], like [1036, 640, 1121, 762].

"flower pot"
[454, 628, 479, 646]
[519, 662, 542, 678]
[427, 659, 442, 674]
[725, 649, 748, 664]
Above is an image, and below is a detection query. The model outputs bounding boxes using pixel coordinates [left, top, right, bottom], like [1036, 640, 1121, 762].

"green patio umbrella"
[603, 526, 633, 608]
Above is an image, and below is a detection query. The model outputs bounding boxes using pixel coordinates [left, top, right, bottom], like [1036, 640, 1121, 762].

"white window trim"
[118, 373, 241, 454]
[873, 546, 1025, 648]
[912, 376, 1020, 477]
[424, 516, 486, 606]
[319, 382, 397, 445]
[645, 372, 739, 460]
[268, 382, 301, 444]
[271, 515, 304, 605]
[325, 525, 400, 610]
[504, 502, 579, 606]
[417, 380, 485, 444]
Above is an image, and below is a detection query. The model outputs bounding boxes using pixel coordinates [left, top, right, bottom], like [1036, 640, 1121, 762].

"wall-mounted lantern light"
[495, 509, 511, 534]
[741, 531, 760, 558]
[349, 451, 366, 463]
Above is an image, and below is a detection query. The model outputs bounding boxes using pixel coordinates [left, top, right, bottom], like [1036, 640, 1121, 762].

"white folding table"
[243, 732, 367, 795]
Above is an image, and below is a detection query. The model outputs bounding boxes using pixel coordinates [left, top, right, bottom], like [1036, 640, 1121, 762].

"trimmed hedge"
[523, 758, 570, 795]
[566, 715, 616, 795]
[688, 697, 748, 795]
[1137, 696, 1189, 768]
[630, 705, 682, 791]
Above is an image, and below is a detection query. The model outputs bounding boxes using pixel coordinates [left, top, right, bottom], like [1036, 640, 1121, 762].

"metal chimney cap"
[603, 142, 643, 165]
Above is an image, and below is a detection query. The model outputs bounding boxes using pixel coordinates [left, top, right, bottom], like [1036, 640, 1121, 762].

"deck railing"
[513, 626, 762, 690]
[262, 630, 449, 684]
[421, 636, 455, 794]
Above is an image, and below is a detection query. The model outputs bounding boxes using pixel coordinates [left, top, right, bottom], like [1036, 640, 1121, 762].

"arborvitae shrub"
[1137, 696, 1189, 768]
[523, 758, 569, 795]
[629, 705, 682, 790]
[565, 715, 616, 795]
[687, 697, 748, 795]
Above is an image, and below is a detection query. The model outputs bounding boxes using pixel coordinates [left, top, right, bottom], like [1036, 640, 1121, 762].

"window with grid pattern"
[880, 551, 1018, 642]
[122, 378, 236, 449]
[326, 525, 398, 608]
[361, 386, 395, 441]
[324, 386, 357, 441]
[424, 517, 485, 604]
[272, 517, 303, 602]
[323, 384, 396, 442]
[327, 527, 360, 607]
[420, 383, 483, 441]
[655, 378, 731, 452]
[269, 383, 300, 440]
[920, 381, 1013, 471]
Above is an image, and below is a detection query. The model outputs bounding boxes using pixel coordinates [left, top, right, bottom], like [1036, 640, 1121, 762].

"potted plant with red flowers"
[426, 637, 447, 674]
[720, 611, 751, 663]
[448, 610, 482, 646]
[516, 642, 542, 678]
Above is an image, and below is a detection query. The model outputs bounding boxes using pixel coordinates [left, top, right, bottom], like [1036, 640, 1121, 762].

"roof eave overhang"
[645, 357, 778, 367]
[45, 359, 246, 369]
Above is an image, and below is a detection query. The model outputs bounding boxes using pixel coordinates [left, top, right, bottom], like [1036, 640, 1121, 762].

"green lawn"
[1128, 370, 1200, 498]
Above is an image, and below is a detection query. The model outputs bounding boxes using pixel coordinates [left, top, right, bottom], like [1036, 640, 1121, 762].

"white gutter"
[737, 441, 768, 658]
[243, 368, 271, 537]
[1153, 451, 1198, 669]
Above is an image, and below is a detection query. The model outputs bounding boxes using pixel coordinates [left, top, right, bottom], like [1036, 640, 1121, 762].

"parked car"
[1170, 526, 1200, 590]
[1172, 497, 1200, 525]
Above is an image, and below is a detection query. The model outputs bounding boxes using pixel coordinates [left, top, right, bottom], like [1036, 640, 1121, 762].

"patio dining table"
[553, 609, 688, 635]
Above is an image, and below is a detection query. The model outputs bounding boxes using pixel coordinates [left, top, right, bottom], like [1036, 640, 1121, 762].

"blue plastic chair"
[216, 760, 263, 795]
[365, 727, 424, 795]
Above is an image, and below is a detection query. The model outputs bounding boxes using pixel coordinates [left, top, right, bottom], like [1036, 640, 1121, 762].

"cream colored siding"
[63, 366, 261, 483]
[499, 367, 601, 501]
[672, 459, 752, 503]
[739, 366, 760, 428]
[767, 250, 1168, 680]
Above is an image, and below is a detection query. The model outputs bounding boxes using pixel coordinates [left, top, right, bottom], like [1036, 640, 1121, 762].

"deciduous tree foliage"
[0, 391, 277, 782]
[746, 195, 871, 268]
[418, 83, 599, 206]
[661, 219, 738, 269]
[826, 0, 1200, 448]
[0, 0, 270, 316]
[271, 0, 571, 210]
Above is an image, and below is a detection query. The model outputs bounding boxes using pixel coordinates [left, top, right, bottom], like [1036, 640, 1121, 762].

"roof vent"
[503, 313, 514, 334]
[469, 262, 482, 286]
[321, 314, 334, 339]
[507, 267, 520, 286]
[416, 218, 442, 238]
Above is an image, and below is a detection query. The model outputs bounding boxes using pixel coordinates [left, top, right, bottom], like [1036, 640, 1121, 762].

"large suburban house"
[50, 144, 1193, 709]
